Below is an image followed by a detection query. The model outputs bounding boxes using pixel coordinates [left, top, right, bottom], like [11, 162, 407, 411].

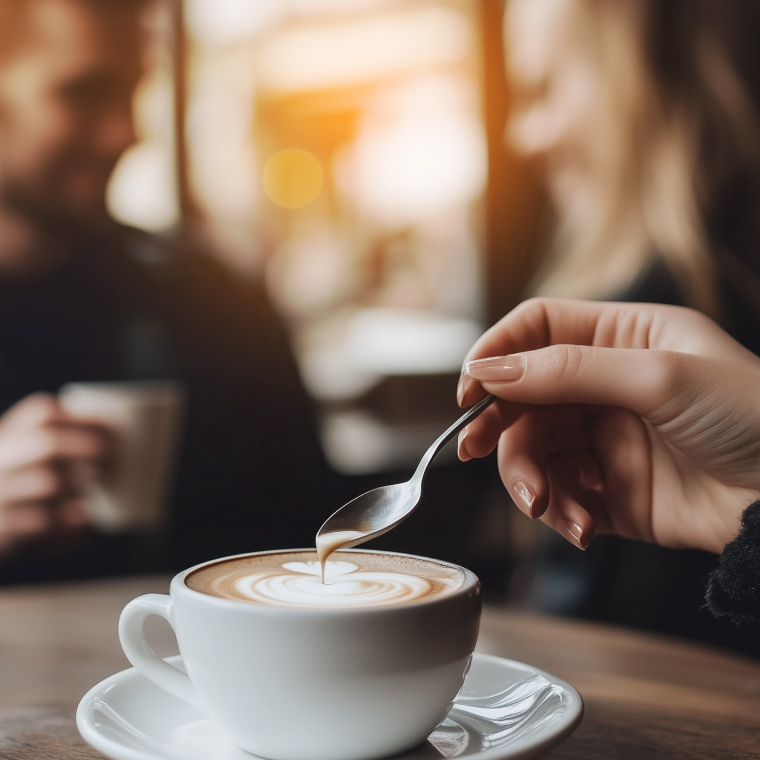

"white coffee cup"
[58, 381, 185, 533]
[118, 549, 481, 760]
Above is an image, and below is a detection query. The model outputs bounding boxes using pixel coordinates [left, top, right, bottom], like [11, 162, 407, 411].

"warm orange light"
[255, 7, 470, 93]
[263, 149, 323, 208]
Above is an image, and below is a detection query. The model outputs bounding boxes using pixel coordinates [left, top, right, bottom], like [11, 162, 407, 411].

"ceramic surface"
[119, 551, 481, 760]
[77, 653, 583, 760]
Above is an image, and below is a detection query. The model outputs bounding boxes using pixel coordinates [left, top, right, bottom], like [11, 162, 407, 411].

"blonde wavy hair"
[509, 0, 760, 318]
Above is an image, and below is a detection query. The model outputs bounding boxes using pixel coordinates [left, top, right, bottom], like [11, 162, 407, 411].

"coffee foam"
[185, 550, 465, 609]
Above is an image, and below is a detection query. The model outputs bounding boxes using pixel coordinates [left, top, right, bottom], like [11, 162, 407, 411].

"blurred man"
[0, 0, 339, 581]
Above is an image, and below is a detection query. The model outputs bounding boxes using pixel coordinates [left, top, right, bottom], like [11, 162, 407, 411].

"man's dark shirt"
[0, 226, 340, 583]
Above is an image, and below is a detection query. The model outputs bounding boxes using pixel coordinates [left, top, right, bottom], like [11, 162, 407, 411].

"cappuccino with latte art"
[120, 548, 480, 760]
[185, 550, 465, 609]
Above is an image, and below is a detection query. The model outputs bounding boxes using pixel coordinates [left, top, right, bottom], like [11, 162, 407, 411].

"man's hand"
[0, 393, 114, 555]
[457, 298, 760, 555]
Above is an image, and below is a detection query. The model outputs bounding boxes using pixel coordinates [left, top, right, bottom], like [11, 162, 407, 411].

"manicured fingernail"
[456, 375, 466, 406]
[458, 429, 472, 461]
[465, 355, 526, 382]
[513, 480, 536, 517]
[567, 521, 588, 550]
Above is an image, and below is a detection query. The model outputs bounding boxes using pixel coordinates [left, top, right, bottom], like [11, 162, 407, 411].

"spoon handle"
[412, 394, 495, 484]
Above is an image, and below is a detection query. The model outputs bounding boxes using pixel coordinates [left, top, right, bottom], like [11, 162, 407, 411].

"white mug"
[118, 550, 481, 760]
[59, 381, 185, 533]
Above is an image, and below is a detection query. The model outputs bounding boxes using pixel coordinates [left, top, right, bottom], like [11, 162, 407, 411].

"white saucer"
[77, 653, 583, 760]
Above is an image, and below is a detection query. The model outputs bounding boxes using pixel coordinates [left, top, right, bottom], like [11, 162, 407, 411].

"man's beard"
[0, 168, 116, 240]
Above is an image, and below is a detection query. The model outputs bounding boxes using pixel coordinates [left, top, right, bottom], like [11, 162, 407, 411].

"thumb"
[464, 345, 695, 420]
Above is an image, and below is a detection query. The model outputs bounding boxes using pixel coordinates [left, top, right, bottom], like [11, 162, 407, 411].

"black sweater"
[0, 225, 343, 582]
[707, 500, 760, 624]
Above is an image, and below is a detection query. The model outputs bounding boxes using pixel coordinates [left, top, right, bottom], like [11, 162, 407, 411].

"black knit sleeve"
[705, 500, 760, 624]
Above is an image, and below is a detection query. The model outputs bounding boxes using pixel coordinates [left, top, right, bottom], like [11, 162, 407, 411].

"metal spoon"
[316, 394, 495, 575]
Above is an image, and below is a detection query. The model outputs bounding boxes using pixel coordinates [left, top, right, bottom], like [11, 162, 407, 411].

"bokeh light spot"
[263, 149, 324, 208]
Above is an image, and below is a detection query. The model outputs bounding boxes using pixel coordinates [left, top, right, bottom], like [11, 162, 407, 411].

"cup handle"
[118, 593, 198, 707]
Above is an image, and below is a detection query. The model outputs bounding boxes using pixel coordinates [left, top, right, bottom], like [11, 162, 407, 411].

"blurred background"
[37, 0, 760, 654]
[109, 0, 543, 460]
[105, 0, 547, 601]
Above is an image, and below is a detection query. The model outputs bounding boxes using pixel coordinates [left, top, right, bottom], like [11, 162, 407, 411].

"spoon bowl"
[316, 394, 495, 569]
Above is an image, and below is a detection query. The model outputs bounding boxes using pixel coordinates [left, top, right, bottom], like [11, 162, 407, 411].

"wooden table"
[0, 575, 758, 759]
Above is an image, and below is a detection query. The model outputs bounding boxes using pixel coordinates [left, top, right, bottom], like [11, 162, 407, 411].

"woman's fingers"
[542, 453, 601, 550]
[495, 405, 600, 520]
[458, 400, 525, 461]
[458, 298, 624, 408]
[457, 298, 760, 554]
[467, 345, 760, 480]
[464, 345, 709, 422]
[587, 407, 654, 541]
[494, 405, 650, 549]
[457, 298, 740, 409]
[496, 409, 551, 519]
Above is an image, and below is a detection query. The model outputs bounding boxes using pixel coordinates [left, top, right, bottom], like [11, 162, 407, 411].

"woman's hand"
[457, 298, 760, 555]
[0, 393, 114, 555]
